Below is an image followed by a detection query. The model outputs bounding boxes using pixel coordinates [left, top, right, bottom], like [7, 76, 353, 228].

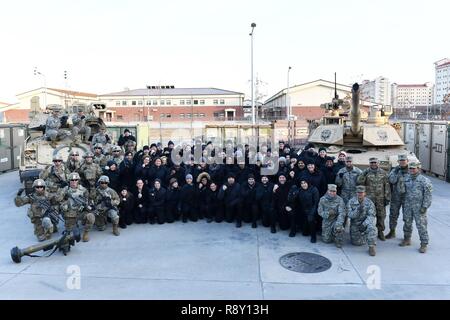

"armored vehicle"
[19, 102, 108, 193]
[308, 82, 417, 169]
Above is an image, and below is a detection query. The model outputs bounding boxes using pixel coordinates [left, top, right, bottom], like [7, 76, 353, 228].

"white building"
[391, 83, 434, 108]
[435, 58, 450, 104]
[263, 79, 352, 120]
[360, 76, 391, 106]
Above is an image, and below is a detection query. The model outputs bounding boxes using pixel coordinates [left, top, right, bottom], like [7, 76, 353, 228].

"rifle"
[28, 194, 64, 225]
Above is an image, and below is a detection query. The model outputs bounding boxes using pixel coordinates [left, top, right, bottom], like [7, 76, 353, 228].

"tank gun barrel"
[350, 83, 361, 136]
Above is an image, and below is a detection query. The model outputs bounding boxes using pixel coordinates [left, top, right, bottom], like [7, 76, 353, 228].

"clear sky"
[0, 0, 448, 103]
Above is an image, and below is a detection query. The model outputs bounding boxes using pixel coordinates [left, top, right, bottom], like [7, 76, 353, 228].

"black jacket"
[166, 186, 181, 211]
[180, 183, 196, 208]
[133, 186, 150, 210]
[118, 134, 136, 147]
[119, 159, 136, 190]
[301, 170, 327, 196]
[135, 164, 152, 185]
[241, 182, 258, 207]
[208, 164, 225, 185]
[149, 186, 167, 208]
[218, 182, 242, 207]
[105, 169, 120, 192]
[273, 181, 293, 211]
[151, 165, 168, 186]
[255, 182, 275, 212]
[288, 185, 319, 216]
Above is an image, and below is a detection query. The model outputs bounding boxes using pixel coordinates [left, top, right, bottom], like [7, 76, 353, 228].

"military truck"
[308, 82, 418, 170]
[19, 102, 108, 193]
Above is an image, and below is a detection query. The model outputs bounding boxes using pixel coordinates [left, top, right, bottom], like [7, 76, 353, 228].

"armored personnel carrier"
[308, 82, 417, 169]
[19, 102, 107, 193]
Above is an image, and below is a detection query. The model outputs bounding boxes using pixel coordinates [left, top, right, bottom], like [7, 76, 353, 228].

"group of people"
[16, 127, 433, 256]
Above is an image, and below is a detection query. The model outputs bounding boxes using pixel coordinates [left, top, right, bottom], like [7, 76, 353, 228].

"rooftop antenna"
[334, 72, 338, 99]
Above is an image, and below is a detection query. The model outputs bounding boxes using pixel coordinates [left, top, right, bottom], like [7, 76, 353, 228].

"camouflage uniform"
[93, 177, 120, 234]
[58, 184, 95, 234]
[14, 180, 55, 241]
[357, 166, 390, 235]
[79, 156, 103, 200]
[388, 165, 408, 231]
[45, 114, 65, 144]
[403, 171, 432, 245]
[91, 131, 111, 153]
[93, 144, 108, 168]
[106, 146, 124, 167]
[317, 188, 346, 246]
[71, 113, 91, 143]
[39, 163, 69, 196]
[335, 165, 362, 204]
[347, 196, 377, 246]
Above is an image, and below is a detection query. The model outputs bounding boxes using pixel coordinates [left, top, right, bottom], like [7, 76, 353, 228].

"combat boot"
[309, 221, 317, 243]
[378, 231, 386, 241]
[236, 220, 242, 228]
[385, 229, 396, 239]
[399, 238, 411, 247]
[369, 246, 376, 256]
[419, 244, 427, 253]
[113, 224, 120, 236]
[335, 241, 342, 249]
[270, 225, 276, 234]
[251, 222, 257, 228]
[82, 230, 90, 242]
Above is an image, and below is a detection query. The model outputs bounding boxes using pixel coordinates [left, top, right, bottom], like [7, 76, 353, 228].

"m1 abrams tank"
[308, 82, 417, 170]
[19, 102, 107, 193]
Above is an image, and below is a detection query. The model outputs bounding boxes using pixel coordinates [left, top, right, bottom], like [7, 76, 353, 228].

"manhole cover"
[279, 252, 332, 273]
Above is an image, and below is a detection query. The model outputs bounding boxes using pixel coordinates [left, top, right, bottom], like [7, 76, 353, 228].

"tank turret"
[307, 79, 417, 169]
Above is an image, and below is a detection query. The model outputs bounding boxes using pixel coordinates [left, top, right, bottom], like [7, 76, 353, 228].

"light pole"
[249, 23, 256, 125]
[286, 66, 292, 120]
[146, 85, 151, 123]
[34, 67, 47, 109]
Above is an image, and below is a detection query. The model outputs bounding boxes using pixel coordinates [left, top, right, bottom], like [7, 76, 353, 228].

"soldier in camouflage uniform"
[93, 175, 121, 236]
[45, 109, 66, 148]
[93, 144, 108, 169]
[14, 179, 55, 241]
[91, 127, 111, 153]
[357, 157, 390, 241]
[400, 162, 433, 253]
[347, 186, 377, 256]
[318, 184, 346, 247]
[66, 150, 82, 174]
[57, 172, 95, 242]
[79, 152, 103, 200]
[386, 154, 408, 239]
[335, 156, 362, 204]
[71, 108, 91, 144]
[106, 145, 124, 167]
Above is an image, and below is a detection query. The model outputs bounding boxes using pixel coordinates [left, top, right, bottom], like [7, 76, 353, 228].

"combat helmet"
[112, 145, 122, 152]
[98, 175, 110, 184]
[68, 172, 80, 180]
[32, 179, 46, 188]
[52, 154, 63, 162]
[83, 152, 94, 158]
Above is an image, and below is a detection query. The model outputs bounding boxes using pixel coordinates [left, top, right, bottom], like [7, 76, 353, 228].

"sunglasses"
[35, 186, 44, 189]
[100, 182, 108, 184]
[53, 160, 62, 162]
[70, 179, 79, 182]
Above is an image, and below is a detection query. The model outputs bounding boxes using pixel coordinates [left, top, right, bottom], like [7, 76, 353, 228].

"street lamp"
[286, 66, 292, 120]
[34, 67, 47, 109]
[146, 85, 151, 123]
[249, 22, 256, 125]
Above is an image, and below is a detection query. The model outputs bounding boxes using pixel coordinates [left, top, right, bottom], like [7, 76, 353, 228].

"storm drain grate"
[279, 252, 332, 273]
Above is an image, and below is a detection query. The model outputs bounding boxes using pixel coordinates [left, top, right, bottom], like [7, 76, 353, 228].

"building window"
[146, 100, 151, 105]
[220, 99, 225, 105]
[132, 101, 137, 106]
[117, 115, 123, 120]
[166, 100, 171, 105]
[138, 100, 143, 105]
[199, 113, 205, 118]
[166, 114, 172, 118]
[193, 113, 198, 118]
[213, 99, 218, 104]
[199, 100, 205, 105]
[186, 113, 192, 118]
[122, 101, 127, 106]
[179, 113, 185, 118]
[180, 100, 185, 105]
[161, 100, 165, 105]
[153, 100, 158, 105]
[186, 100, 191, 104]
[214, 112, 224, 118]
[160, 113, 165, 118]
[193, 100, 199, 105]
[115, 101, 120, 106]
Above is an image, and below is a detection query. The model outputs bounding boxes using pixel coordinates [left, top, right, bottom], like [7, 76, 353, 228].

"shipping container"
[403, 122, 418, 155]
[0, 124, 27, 172]
[417, 122, 432, 172]
[430, 122, 448, 178]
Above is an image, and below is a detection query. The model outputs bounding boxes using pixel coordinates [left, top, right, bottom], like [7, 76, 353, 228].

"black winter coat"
[288, 185, 319, 216]
[180, 183, 196, 209]
[151, 165, 168, 186]
[273, 181, 293, 212]
[105, 169, 120, 192]
[135, 164, 152, 185]
[149, 186, 167, 208]
[119, 159, 136, 190]
[218, 182, 242, 208]
[133, 186, 150, 210]
[208, 164, 225, 185]
[255, 182, 275, 212]
[302, 170, 327, 196]
[241, 182, 258, 207]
